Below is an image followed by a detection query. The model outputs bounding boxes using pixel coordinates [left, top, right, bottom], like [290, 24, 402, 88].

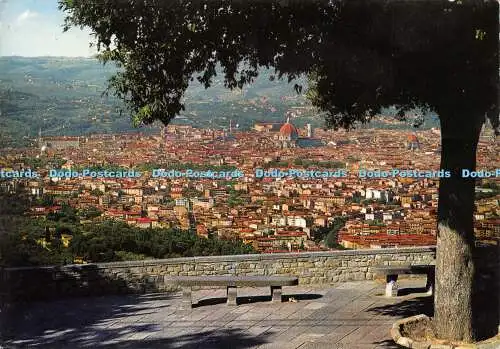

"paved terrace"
[2, 279, 434, 349]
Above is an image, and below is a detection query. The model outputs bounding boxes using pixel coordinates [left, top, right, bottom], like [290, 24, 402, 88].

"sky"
[0, 0, 98, 57]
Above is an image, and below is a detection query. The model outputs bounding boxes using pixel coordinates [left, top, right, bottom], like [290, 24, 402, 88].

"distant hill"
[0, 56, 439, 147]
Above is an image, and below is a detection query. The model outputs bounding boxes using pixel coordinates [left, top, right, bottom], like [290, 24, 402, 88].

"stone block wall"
[0, 246, 436, 302]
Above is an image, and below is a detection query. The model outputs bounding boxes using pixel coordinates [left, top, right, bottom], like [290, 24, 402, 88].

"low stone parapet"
[0, 246, 437, 302]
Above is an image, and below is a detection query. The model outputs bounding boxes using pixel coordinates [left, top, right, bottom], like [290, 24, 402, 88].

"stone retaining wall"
[0, 246, 436, 302]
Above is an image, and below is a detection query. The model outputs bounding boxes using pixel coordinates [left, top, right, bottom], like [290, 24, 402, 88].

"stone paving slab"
[1, 279, 431, 349]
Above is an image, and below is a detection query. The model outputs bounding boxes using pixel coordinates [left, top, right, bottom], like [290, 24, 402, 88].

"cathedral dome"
[279, 118, 298, 139]
[407, 134, 418, 143]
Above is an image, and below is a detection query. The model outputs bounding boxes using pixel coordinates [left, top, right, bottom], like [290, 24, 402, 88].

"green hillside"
[0, 56, 316, 147]
[0, 56, 439, 148]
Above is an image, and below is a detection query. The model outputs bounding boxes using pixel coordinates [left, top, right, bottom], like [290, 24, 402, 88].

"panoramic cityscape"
[0, 121, 498, 263]
[0, 1, 498, 349]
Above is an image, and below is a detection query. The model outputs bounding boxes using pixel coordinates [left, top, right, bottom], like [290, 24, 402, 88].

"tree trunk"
[434, 131, 480, 342]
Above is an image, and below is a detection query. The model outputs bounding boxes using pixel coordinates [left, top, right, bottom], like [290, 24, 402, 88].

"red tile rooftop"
[135, 217, 156, 223]
[274, 233, 308, 238]
[106, 210, 142, 215]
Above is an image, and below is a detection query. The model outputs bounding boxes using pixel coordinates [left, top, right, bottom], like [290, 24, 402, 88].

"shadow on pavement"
[373, 339, 404, 348]
[4, 327, 268, 349]
[1, 292, 271, 348]
[396, 287, 428, 297]
[1, 293, 171, 346]
[98, 328, 269, 349]
[367, 295, 433, 318]
[193, 293, 322, 308]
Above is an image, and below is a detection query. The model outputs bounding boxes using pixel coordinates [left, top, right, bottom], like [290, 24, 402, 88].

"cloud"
[1, 7, 98, 57]
[16, 9, 38, 22]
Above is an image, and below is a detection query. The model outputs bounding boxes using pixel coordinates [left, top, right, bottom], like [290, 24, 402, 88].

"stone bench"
[373, 265, 435, 297]
[164, 275, 299, 308]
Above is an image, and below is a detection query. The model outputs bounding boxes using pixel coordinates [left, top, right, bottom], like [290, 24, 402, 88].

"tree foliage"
[0, 217, 255, 266]
[312, 216, 347, 248]
[70, 220, 255, 262]
[58, 0, 498, 131]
